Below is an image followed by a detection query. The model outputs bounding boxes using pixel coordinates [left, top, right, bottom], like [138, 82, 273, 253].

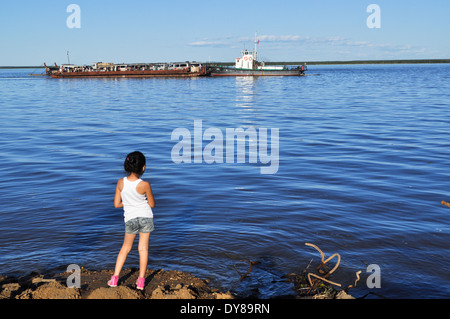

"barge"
[44, 61, 210, 78]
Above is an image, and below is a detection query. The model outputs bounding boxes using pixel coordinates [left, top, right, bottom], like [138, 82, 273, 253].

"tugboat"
[44, 61, 210, 78]
[208, 33, 307, 76]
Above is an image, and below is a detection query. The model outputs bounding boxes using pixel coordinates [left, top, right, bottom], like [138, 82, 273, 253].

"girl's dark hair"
[124, 151, 146, 176]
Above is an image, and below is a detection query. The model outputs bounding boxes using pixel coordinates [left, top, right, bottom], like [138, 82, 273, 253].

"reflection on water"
[235, 76, 257, 108]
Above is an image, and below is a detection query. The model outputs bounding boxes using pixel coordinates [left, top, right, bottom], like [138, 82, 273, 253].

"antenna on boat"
[254, 30, 258, 61]
[67, 51, 70, 65]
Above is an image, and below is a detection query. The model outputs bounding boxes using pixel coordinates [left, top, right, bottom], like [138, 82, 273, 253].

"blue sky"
[1, 0, 449, 65]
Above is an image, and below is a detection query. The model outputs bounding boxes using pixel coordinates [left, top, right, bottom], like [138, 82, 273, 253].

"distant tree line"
[208, 59, 450, 66]
[2, 59, 450, 69]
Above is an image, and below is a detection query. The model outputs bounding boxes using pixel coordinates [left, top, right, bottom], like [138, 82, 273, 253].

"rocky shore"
[0, 267, 355, 300]
[0, 267, 235, 299]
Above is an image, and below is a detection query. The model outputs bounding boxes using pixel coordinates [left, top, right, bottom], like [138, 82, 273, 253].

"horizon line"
[1, 58, 450, 69]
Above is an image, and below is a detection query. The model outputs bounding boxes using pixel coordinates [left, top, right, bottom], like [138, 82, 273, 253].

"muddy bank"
[0, 266, 355, 300]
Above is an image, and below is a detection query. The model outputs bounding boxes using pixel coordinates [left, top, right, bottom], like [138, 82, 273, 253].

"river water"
[0, 64, 449, 298]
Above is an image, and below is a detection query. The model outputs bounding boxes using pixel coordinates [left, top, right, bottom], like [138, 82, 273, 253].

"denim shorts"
[125, 217, 155, 234]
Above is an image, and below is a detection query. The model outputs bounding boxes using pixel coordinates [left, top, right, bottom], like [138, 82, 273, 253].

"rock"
[150, 287, 166, 299]
[150, 285, 195, 299]
[86, 286, 141, 299]
[213, 291, 234, 299]
[31, 277, 56, 284]
[176, 287, 196, 299]
[335, 290, 355, 299]
[0, 283, 21, 299]
[18, 281, 81, 299]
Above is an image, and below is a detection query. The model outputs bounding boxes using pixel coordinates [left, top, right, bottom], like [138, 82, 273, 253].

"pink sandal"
[108, 275, 118, 287]
[136, 277, 145, 290]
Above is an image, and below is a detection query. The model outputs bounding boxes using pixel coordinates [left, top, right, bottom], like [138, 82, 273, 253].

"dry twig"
[345, 271, 362, 290]
[304, 243, 342, 291]
[233, 259, 259, 281]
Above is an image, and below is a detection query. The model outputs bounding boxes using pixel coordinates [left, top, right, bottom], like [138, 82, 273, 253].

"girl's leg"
[137, 232, 150, 278]
[113, 233, 136, 277]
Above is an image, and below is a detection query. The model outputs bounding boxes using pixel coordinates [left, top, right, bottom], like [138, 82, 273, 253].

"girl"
[108, 151, 155, 290]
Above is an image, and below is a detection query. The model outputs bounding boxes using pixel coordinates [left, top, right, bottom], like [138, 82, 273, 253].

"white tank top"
[121, 177, 153, 222]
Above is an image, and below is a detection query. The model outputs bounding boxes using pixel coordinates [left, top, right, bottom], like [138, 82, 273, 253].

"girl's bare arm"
[114, 179, 124, 208]
[141, 181, 155, 208]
